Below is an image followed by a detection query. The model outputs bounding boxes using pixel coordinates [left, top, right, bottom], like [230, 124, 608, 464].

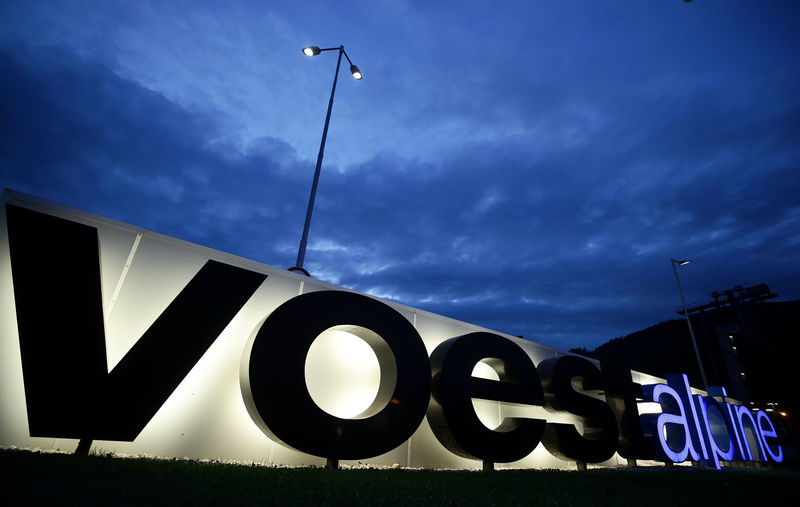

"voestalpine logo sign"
[0, 190, 783, 470]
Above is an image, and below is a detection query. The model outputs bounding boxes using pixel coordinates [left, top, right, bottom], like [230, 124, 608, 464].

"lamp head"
[302, 46, 321, 56]
[350, 64, 362, 80]
[672, 258, 691, 266]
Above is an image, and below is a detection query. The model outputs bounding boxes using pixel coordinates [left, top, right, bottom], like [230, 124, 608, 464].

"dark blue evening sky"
[2, 1, 799, 350]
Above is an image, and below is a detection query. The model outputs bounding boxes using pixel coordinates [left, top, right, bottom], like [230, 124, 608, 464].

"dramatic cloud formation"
[2, 1, 799, 349]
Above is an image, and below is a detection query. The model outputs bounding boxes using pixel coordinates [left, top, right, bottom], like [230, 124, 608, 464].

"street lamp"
[289, 45, 362, 277]
[671, 258, 709, 389]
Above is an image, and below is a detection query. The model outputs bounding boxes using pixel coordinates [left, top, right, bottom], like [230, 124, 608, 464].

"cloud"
[0, 45, 306, 263]
[295, 72, 800, 348]
[2, 1, 799, 352]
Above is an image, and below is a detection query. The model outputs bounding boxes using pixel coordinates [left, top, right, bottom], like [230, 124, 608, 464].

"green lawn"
[1, 449, 796, 506]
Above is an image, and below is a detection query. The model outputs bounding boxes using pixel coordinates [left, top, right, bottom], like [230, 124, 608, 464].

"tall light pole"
[289, 45, 362, 277]
[671, 258, 709, 389]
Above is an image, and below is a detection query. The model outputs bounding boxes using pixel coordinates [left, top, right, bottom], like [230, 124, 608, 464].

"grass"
[1, 448, 797, 506]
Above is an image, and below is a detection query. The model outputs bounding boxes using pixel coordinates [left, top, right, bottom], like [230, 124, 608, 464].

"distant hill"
[572, 319, 703, 386]
[575, 300, 800, 410]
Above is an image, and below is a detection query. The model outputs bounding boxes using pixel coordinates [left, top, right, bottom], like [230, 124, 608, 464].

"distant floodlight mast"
[670, 258, 709, 389]
[290, 45, 362, 277]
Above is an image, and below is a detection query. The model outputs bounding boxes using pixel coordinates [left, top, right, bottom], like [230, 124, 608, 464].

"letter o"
[241, 290, 431, 460]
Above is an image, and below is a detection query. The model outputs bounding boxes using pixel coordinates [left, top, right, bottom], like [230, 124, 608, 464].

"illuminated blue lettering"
[645, 384, 692, 463]
[756, 411, 783, 463]
[735, 405, 766, 461]
[665, 374, 707, 461]
[724, 402, 746, 460]
[640, 379, 783, 467]
[697, 395, 735, 469]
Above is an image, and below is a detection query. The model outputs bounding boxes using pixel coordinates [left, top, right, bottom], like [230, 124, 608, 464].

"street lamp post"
[671, 258, 709, 389]
[290, 45, 362, 277]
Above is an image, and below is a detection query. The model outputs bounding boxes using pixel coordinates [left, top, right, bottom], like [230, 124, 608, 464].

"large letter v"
[6, 204, 266, 442]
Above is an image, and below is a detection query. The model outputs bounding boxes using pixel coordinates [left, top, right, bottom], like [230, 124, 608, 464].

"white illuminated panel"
[471, 361, 501, 430]
[1, 189, 697, 471]
[306, 328, 382, 419]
